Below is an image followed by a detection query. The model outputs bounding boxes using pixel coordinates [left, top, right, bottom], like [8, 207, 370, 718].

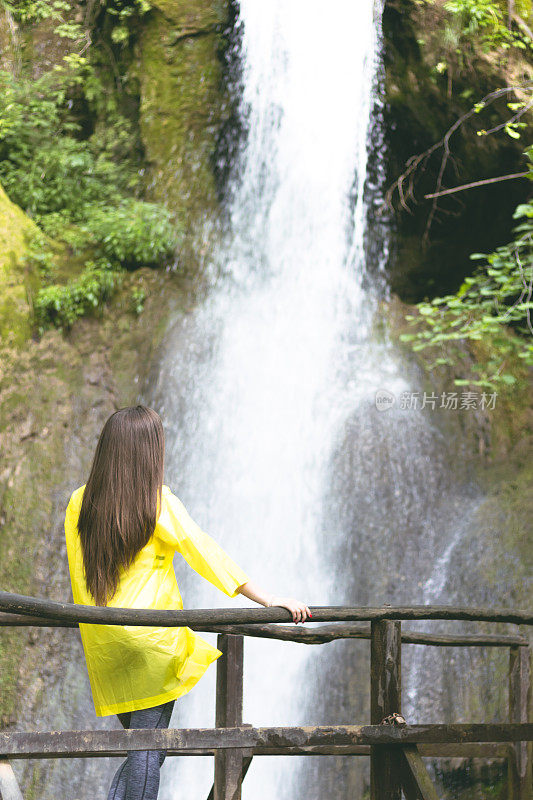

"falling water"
[145, 1, 488, 797]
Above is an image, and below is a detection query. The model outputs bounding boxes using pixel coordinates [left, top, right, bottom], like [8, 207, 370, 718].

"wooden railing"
[0, 591, 532, 800]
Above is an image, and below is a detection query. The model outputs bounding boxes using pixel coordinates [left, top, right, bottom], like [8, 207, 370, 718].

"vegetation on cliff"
[383, 0, 533, 391]
[0, 0, 186, 340]
[399, 149, 533, 390]
[0, 0, 230, 732]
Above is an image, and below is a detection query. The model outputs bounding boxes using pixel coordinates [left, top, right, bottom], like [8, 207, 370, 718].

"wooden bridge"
[0, 591, 532, 800]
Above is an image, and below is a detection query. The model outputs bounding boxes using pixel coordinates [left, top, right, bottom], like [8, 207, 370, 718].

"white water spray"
[150, 2, 388, 797]
[146, 1, 483, 797]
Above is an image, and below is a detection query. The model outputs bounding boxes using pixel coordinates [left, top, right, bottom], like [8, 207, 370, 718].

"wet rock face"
[381, 0, 531, 303]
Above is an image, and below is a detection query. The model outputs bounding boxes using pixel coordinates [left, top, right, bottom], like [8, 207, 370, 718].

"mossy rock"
[137, 1, 230, 241]
[0, 184, 39, 345]
[149, 0, 227, 27]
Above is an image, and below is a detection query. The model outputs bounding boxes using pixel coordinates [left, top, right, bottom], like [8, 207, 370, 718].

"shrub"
[0, 137, 124, 220]
[0, 69, 137, 222]
[130, 285, 147, 316]
[33, 260, 122, 331]
[37, 211, 93, 253]
[443, 0, 530, 51]
[82, 199, 180, 268]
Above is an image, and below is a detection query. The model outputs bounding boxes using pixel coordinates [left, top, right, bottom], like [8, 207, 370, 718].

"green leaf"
[504, 125, 521, 140]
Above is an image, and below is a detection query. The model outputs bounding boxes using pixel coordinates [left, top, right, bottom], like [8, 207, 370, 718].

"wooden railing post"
[509, 645, 532, 800]
[214, 633, 249, 800]
[370, 619, 402, 800]
[0, 760, 23, 800]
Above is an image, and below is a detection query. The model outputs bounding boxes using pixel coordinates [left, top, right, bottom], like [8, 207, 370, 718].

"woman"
[64, 405, 311, 800]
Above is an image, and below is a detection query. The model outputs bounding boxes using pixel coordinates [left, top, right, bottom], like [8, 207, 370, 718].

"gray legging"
[107, 699, 175, 800]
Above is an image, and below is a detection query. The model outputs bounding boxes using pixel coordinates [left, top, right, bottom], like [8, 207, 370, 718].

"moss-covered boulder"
[0, 184, 39, 345]
[149, 0, 226, 26]
[137, 0, 230, 238]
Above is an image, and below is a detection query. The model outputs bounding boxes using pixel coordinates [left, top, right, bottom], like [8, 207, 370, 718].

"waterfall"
[145, 1, 484, 797]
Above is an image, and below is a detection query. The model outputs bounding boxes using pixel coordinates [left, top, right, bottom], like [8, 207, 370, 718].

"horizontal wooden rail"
[0, 612, 527, 647]
[0, 743, 511, 759]
[1, 591, 532, 626]
[1, 724, 532, 760]
[1, 623, 530, 798]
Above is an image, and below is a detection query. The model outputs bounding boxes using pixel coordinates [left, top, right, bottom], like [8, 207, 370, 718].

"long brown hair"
[78, 405, 165, 606]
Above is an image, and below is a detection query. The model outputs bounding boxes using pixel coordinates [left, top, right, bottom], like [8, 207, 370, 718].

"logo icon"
[375, 389, 395, 411]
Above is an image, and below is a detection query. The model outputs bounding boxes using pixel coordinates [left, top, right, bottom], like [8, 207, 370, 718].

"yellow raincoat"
[64, 484, 250, 717]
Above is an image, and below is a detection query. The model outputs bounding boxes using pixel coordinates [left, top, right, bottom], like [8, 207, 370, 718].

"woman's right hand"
[267, 595, 312, 623]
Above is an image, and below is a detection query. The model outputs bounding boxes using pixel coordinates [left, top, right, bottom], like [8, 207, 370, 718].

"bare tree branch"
[514, 237, 533, 334]
[381, 82, 533, 247]
[424, 171, 530, 199]
[512, 11, 533, 40]
[482, 95, 533, 135]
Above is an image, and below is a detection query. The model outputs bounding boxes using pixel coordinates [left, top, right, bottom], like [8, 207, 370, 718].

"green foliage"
[37, 198, 180, 270]
[0, 137, 122, 221]
[130, 285, 147, 316]
[0, 0, 178, 334]
[37, 211, 92, 253]
[5, 0, 84, 40]
[3, 0, 152, 46]
[0, 69, 131, 221]
[105, 0, 153, 45]
[2, 0, 154, 65]
[82, 200, 180, 268]
[443, 0, 531, 51]
[33, 260, 123, 332]
[0, 65, 78, 144]
[25, 233, 58, 283]
[400, 149, 533, 390]
[0, 0, 145, 221]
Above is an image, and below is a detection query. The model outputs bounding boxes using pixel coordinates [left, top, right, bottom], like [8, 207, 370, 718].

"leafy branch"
[399, 150, 533, 389]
